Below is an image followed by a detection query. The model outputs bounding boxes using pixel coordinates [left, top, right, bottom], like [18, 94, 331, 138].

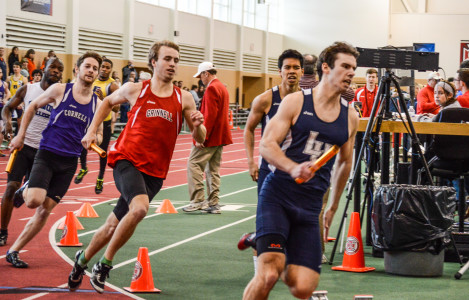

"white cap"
[427, 71, 442, 80]
[194, 62, 216, 78]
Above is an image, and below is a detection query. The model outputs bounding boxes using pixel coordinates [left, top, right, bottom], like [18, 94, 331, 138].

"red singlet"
[108, 80, 183, 178]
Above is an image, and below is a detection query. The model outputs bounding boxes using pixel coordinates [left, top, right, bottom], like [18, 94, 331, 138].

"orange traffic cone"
[228, 110, 234, 130]
[332, 212, 375, 272]
[58, 213, 84, 230]
[57, 211, 82, 247]
[124, 247, 161, 293]
[155, 199, 178, 214]
[75, 202, 99, 218]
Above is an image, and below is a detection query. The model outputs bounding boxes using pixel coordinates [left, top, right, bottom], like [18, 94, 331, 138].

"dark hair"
[317, 41, 359, 80]
[435, 80, 457, 107]
[48, 50, 55, 57]
[278, 49, 303, 70]
[458, 68, 469, 88]
[76, 51, 102, 68]
[8, 46, 19, 60]
[13, 61, 21, 68]
[191, 84, 197, 90]
[206, 69, 217, 76]
[460, 60, 469, 69]
[447, 77, 454, 83]
[102, 58, 113, 67]
[147, 40, 179, 70]
[366, 68, 378, 76]
[32, 69, 43, 77]
[25, 49, 35, 59]
[303, 54, 317, 75]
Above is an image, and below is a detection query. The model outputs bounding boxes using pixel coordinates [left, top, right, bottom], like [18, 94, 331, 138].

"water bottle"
[408, 105, 415, 117]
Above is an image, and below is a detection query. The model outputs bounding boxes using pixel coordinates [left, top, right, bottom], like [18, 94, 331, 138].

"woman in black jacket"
[7, 46, 19, 75]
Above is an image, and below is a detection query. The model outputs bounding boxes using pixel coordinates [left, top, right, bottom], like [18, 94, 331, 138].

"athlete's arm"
[244, 90, 271, 182]
[323, 106, 359, 241]
[82, 81, 141, 149]
[3, 81, 11, 103]
[109, 81, 120, 112]
[182, 90, 206, 144]
[2, 84, 27, 139]
[9, 83, 65, 150]
[260, 91, 313, 181]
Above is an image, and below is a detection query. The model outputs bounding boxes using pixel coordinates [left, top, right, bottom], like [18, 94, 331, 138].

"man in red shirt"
[352, 68, 378, 117]
[417, 71, 441, 114]
[183, 62, 233, 214]
[456, 68, 469, 108]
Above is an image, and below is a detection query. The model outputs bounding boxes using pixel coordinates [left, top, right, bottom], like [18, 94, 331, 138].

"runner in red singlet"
[67, 40, 206, 294]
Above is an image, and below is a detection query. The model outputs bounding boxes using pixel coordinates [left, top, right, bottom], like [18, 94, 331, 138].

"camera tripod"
[329, 69, 434, 264]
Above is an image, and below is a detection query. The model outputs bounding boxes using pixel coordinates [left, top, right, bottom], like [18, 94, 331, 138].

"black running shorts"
[28, 149, 78, 203]
[8, 144, 37, 183]
[112, 160, 163, 221]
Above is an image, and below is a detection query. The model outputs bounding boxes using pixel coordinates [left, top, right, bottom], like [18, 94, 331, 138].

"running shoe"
[74, 168, 88, 184]
[68, 250, 87, 291]
[0, 232, 7, 246]
[90, 262, 112, 293]
[182, 201, 209, 212]
[6, 250, 28, 268]
[95, 179, 104, 194]
[0, 150, 5, 157]
[204, 204, 221, 214]
[13, 181, 28, 208]
[238, 232, 256, 250]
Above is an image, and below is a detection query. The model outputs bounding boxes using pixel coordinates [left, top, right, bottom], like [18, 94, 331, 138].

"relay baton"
[90, 143, 107, 158]
[6, 149, 19, 174]
[295, 145, 340, 184]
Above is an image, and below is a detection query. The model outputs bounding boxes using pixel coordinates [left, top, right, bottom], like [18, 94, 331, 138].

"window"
[137, 0, 174, 9]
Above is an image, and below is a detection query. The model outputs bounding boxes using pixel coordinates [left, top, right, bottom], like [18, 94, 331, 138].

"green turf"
[57, 172, 468, 299]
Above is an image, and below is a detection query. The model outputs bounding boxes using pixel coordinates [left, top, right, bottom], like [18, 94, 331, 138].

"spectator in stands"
[122, 60, 136, 83]
[189, 84, 200, 107]
[40, 50, 56, 70]
[0, 47, 7, 80]
[30, 69, 43, 83]
[7, 62, 28, 97]
[417, 80, 461, 122]
[8, 46, 19, 76]
[456, 68, 469, 108]
[23, 49, 36, 81]
[299, 53, 318, 89]
[197, 85, 205, 98]
[128, 71, 136, 83]
[20, 59, 30, 79]
[178, 80, 183, 88]
[417, 71, 441, 114]
[353, 68, 378, 117]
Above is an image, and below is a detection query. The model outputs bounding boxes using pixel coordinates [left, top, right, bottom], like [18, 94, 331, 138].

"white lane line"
[0, 250, 27, 259]
[113, 214, 256, 270]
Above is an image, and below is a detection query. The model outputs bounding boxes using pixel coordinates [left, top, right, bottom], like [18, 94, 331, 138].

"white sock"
[253, 255, 258, 274]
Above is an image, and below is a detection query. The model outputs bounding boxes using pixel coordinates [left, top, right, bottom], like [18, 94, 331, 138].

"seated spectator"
[417, 80, 460, 122]
[20, 59, 29, 79]
[456, 68, 469, 108]
[41, 50, 56, 70]
[30, 69, 43, 83]
[23, 49, 36, 81]
[417, 72, 441, 114]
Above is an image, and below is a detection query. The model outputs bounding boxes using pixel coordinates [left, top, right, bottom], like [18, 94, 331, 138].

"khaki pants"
[187, 145, 223, 206]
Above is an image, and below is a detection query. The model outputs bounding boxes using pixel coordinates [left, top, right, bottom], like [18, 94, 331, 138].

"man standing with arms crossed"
[5, 52, 102, 268]
[67, 41, 206, 293]
[183, 62, 232, 214]
[239, 49, 304, 270]
[0, 58, 63, 247]
[243, 42, 359, 299]
[74, 58, 119, 194]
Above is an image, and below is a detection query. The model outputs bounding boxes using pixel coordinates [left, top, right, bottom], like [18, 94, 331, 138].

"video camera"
[356, 47, 439, 71]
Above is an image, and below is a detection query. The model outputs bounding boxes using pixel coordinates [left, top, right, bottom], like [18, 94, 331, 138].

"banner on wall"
[461, 41, 469, 63]
[21, 0, 53, 16]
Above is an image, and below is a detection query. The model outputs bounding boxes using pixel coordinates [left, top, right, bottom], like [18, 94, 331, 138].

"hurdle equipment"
[155, 199, 178, 214]
[58, 213, 84, 230]
[75, 202, 99, 218]
[332, 212, 375, 272]
[124, 247, 161, 293]
[57, 211, 82, 247]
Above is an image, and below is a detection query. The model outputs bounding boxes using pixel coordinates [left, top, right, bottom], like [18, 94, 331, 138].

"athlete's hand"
[289, 161, 315, 183]
[323, 208, 336, 244]
[248, 161, 259, 182]
[195, 141, 205, 149]
[81, 132, 96, 150]
[94, 87, 104, 100]
[190, 111, 204, 127]
[2, 121, 13, 140]
[10, 135, 24, 151]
